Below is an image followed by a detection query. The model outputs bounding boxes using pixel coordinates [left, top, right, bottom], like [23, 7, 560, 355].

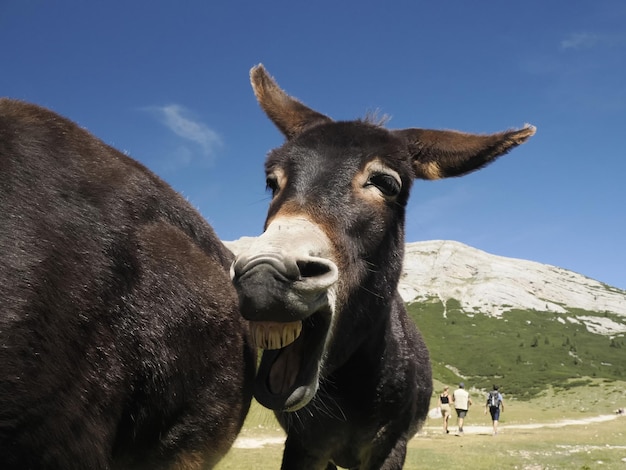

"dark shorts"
[489, 406, 501, 421]
[455, 409, 468, 418]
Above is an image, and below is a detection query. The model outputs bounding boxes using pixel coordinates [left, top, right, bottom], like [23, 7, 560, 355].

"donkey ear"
[250, 64, 332, 139]
[394, 125, 536, 180]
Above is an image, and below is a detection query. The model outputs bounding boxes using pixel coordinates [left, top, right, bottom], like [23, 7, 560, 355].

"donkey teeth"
[250, 321, 303, 350]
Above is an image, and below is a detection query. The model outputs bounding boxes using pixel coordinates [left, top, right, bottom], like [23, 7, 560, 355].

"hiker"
[485, 385, 505, 435]
[438, 386, 452, 434]
[452, 382, 472, 435]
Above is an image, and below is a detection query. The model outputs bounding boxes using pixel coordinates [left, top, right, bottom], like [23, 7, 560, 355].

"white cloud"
[560, 32, 626, 50]
[560, 33, 601, 50]
[147, 104, 222, 164]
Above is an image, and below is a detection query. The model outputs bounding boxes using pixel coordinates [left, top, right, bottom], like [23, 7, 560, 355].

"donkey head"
[231, 65, 535, 412]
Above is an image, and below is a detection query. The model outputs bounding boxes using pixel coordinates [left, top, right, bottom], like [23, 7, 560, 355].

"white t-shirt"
[453, 388, 470, 410]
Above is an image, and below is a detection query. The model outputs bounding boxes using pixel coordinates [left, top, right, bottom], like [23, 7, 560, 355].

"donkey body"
[231, 65, 535, 469]
[0, 99, 255, 469]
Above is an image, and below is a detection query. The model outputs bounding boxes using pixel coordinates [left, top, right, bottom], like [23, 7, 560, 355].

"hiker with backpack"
[485, 385, 505, 435]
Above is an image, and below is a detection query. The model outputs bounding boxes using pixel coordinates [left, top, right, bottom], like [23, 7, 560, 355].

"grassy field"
[406, 416, 626, 469]
[216, 379, 626, 469]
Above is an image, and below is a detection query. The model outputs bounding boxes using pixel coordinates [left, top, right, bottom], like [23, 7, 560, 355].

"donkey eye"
[265, 176, 280, 197]
[367, 173, 401, 197]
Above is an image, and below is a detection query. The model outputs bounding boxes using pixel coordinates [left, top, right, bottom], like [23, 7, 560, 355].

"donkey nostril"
[297, 260, 331, 278]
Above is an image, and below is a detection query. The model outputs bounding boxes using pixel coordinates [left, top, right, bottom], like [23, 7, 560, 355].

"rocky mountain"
[224, 238, 626, 336]
[400, 240, 626, 335]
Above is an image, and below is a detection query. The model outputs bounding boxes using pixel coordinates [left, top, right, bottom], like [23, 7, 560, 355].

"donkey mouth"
[252, 310, 331, 412]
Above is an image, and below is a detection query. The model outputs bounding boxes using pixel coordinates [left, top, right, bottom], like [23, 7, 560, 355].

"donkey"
[231, 65, 535, 469]
[0, 98, 255, 469]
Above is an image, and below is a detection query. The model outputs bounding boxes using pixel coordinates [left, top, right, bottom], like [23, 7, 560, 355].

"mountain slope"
[399, 240, 626, 335]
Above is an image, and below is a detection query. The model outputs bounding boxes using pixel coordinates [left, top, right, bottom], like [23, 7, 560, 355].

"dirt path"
[233, 436, 285, 449]
[422, 412, 622, 436]
[233, 414, 625, 448]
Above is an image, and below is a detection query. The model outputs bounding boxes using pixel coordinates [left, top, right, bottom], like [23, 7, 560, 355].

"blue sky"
[1, 1, 625, 290]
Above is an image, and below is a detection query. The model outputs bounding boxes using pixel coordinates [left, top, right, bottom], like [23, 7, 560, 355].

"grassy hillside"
[408, 299, 626, 398]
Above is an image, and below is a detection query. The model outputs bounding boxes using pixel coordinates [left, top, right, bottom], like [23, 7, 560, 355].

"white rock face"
[225, 238, 626, 335]
[399, 240, 626, 335]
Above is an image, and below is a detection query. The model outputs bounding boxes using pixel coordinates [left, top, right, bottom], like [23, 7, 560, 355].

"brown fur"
[0, 98, 255, 469]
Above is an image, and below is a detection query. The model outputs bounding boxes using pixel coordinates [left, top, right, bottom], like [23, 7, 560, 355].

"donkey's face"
[232, 65, 535, 412]
[264, 120, 415, 297]
[233, 121, 414, 411]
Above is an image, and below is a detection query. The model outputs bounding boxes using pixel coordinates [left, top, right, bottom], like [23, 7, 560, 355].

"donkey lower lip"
[253, 311, 331, 412]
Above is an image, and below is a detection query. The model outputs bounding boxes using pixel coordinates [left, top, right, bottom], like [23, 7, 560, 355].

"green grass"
[407, 417, 626, 469]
